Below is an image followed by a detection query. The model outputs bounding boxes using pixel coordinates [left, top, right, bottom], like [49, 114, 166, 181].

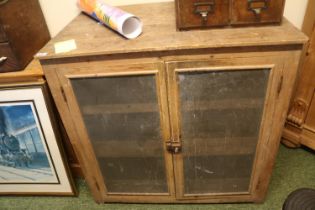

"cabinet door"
[167, 59, 278, 200]
[56, 60, 175, 202]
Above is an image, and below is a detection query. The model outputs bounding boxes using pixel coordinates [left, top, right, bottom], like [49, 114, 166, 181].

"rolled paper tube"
[78, 0, 142, 39]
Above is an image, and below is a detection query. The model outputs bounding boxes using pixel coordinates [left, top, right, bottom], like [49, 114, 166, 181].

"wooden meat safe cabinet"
[36, 2, 307, 204]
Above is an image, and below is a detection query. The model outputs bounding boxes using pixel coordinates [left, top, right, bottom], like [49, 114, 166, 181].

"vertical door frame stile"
[166, 62, 185, 200]
[166, 57, 283, 201]
[55, 69, 108, 201]
[249, 61, 287, 201]
[54, 59, 176, 202]
[155, 61, 177, 199]
[246, 63, 278, 200]
[43, 64, 105, 203]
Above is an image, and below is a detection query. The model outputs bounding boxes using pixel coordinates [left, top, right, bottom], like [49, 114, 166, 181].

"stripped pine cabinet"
[36, 2, 307, 204]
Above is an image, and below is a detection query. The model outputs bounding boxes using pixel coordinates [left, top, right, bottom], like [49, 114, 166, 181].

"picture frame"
[0, 84, 75, 195]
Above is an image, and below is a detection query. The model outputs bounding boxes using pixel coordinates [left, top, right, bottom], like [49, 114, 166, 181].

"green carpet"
[0, 145, 314, 210]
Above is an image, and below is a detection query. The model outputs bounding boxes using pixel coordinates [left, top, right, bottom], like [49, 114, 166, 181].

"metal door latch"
[166, 141, 182, 154]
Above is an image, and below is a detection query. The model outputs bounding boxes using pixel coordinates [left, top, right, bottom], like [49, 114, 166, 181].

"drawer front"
[231, 0, 285, 25]
[176, 0, 230, 29]
[0, 42, 20, 72]
[0, 24, 7, 42]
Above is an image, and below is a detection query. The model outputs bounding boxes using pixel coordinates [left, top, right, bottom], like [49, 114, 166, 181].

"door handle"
[0, 56, 7, 65]
[0, 0, 9, 6]
[248, 0, 268, 15]
[194, 1, 215, 25]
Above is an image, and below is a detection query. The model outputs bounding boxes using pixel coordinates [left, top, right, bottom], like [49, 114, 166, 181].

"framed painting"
[0, 84, 75, 195]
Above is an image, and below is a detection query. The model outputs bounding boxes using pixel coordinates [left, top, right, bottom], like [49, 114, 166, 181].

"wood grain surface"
[0, 0, 50, 71]
[0, 59, 43, 83]
[0, 24, 7, 42]
[37, 2, 307, 60]
[38, 1, 307, 204]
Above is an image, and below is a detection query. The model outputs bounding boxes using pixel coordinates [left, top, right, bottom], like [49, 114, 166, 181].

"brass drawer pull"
[194, 1, 215, 25]
[0, 0, 9, 6]
[248, 0, 268, 15]
[0, 56, 7, 65]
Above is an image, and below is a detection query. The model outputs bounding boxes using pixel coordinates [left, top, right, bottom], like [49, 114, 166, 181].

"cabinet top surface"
[37, 2, 307, 60]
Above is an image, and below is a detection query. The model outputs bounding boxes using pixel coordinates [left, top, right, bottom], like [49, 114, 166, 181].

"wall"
[38, 0, 309, 37]
[38, 0, 80, 38]
[283, 0, 308, 30]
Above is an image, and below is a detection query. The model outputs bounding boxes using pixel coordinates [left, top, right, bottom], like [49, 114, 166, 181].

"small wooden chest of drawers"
[175, 0, 285, 30]
[0, 0, 50, 73]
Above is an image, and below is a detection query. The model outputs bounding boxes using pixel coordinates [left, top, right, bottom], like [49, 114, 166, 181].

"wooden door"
[55, 60, 175, 202]
[166, 58, 281, 201]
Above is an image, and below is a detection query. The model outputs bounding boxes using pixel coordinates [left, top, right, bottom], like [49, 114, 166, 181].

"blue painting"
[0, 102, 58, 184]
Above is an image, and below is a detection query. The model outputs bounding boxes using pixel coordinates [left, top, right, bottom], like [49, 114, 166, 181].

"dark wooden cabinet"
[175, 0, 285, 30]
[0, 24, 7, 42]
[37, 2, 306, 204]
[0, 0, 50, 73]
[176, 0, 230, 28]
